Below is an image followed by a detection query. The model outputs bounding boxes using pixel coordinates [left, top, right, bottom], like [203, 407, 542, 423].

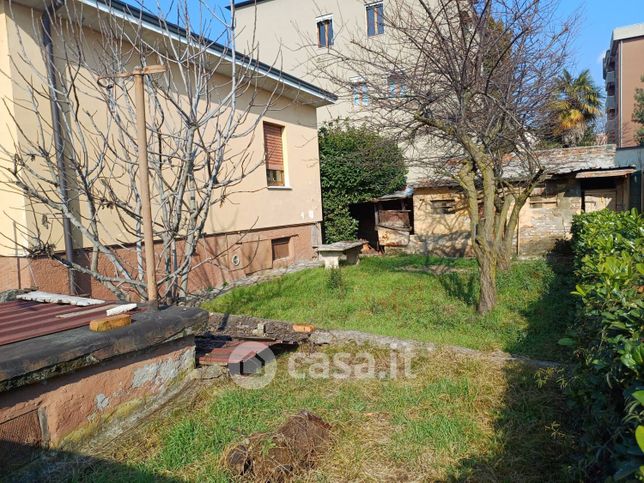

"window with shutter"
[352, 81, 369, 107]
[366, 3, 384, 37]
[317, 18, 333, 48]
[271, 237, 291, 261]
[263, 122, 285, 187]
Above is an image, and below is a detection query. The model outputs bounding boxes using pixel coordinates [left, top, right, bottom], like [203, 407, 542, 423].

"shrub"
[325, 267, 347, 297]
[565, 209, 644, 480]
[319, 122, 407, 243]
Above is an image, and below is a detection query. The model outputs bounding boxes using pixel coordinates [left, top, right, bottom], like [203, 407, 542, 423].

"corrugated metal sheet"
[0, 300, 115, 347]
[196, 337, 278, 365]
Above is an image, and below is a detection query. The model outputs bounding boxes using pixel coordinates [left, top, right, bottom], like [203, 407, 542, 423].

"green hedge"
[566, 209, 644, 480]
[319, 123, 406, 243]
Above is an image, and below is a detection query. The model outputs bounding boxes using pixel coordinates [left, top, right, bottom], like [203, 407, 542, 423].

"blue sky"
[557, 0, 644, 93]
[150, 0, 643, 93]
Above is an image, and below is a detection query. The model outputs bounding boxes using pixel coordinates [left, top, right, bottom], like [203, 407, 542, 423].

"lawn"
[70, 345, 577, 482]
[204, 255, 575, 361]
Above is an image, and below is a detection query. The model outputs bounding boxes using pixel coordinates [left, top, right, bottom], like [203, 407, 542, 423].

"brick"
[292, 324, 315, 333]
[89, 314, 132, 332]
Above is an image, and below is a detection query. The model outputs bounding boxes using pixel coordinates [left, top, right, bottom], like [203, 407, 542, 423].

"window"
[317, 17, 333, 48]
[263, 122, 285, 187]
[271, 237, 290, 261]
[352, 81, 369, 107]
[388, 75, 407, 97]
[430, 199, 456, 214]
[366, 2, 384, 36]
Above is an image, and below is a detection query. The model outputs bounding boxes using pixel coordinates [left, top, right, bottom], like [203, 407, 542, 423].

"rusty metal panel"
[377, 226, 410, 247]
[0, 300, 112, 347]
[0, 409, 42, 471]
[378, 210, 411, 229]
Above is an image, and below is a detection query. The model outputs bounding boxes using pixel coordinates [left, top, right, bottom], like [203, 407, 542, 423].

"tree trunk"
[497, 247, 512, 271]
[477, 246, 497, 314]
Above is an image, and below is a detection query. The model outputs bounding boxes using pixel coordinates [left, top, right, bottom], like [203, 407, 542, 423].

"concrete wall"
[0, 337, 194, 461]
[410, 187, 471, 257]
[516, 178, 581, 256]
[408, 175, 631, 258]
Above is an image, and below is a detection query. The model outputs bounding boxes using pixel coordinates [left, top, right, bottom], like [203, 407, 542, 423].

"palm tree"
[550, 69, 603, 146]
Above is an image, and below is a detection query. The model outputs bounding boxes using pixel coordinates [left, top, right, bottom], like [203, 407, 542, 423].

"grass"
[203, 255, 575, 361]
[59, 255, 577, 481]
[70, 345, 577, 482]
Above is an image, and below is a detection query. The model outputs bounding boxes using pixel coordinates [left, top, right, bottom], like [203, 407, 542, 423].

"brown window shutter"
[263, 122, 284, 170]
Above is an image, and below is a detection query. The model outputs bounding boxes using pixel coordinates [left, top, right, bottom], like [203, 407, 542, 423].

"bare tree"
[318, 0, 574, 313]
[0, 0, 284, 302]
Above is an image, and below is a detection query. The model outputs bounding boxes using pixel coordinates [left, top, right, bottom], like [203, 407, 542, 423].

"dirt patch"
[224, 411, 332, 481]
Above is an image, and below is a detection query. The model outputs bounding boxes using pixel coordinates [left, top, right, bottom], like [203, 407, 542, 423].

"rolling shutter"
[263, 122, 284, 170]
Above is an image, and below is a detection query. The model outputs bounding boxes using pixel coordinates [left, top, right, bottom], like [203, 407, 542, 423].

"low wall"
[0, 338, 194, 471]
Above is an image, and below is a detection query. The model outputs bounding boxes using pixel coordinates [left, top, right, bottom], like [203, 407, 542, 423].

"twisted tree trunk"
[476, 242, 498, 314]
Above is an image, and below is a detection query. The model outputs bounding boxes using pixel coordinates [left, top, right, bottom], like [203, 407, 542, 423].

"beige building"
[358, 145, 636, 257]
[0, 0, 335, 299]
[234, 0, 398, 124]
[234, 0, 440, 185]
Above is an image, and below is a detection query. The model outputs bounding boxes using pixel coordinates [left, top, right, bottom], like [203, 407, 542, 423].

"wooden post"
[133, 71, 158, 308]
[97, 65, 167, 308]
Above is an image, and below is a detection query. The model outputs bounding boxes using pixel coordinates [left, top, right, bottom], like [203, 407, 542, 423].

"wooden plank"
[16, 291, 105, 306]
[575, 168, 634, 179]
[89, 314, 132, 332]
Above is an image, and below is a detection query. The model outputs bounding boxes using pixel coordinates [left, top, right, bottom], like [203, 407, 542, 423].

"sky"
[149, 0, 644, 94]
[556, 0, 644, 94]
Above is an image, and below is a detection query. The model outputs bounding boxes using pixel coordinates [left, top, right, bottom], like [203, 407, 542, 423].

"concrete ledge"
[0, 306, 208, 393]
[310, 329, 561, 369]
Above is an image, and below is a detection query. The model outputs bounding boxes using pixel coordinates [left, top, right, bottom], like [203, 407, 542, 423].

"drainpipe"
[42, 0, 76, 295]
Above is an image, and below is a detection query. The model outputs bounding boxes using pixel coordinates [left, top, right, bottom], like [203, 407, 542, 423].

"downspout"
[42, 0, 76, 294]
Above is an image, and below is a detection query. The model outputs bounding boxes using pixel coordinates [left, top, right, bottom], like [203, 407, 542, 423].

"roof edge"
[228, 0, 273, 10]
[73, 0, 336, 105]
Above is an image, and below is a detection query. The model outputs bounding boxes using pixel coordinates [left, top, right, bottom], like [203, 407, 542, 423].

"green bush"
[325, 267, 347, 297]
[319, 122, 407, 243]
[566, 209, 644, 480]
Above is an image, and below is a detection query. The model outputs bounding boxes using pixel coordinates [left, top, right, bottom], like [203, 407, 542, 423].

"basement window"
[271, 237, 291, 261]
[430, 199, 456, 214]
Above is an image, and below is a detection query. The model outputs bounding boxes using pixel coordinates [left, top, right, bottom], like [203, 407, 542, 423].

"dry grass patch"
[72, 345, 576, 482]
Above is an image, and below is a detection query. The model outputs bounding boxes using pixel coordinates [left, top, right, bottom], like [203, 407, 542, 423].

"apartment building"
[234, 0, 396, 124]
[0, 0, 335, 299]
[603, 23, 644, 148]
[603, 22, 644, 210]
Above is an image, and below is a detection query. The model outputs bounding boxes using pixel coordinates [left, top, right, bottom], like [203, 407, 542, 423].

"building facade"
[234, 0, 440, 186]
[603, 23, 644, 211]
[604, 23, 644, 149]
[0, 0, 335, 299]
[234, 0, 422, 126]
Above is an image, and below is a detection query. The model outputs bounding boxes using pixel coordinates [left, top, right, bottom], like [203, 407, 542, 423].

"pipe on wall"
[41, 0, 76, 295]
